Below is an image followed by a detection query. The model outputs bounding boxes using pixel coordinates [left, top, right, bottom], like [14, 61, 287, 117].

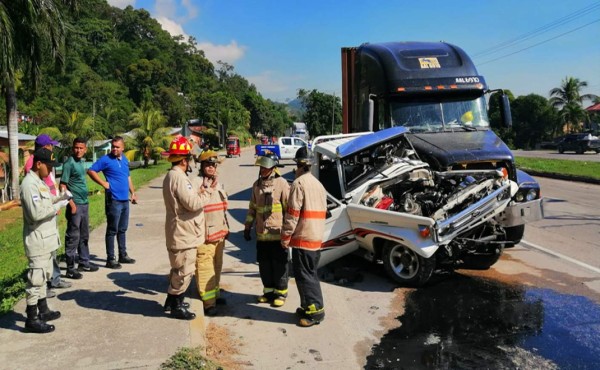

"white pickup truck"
[254, 136, 308, 160]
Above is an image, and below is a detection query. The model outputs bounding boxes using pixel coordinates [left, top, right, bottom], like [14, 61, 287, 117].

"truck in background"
[255, 136, 308, 160]
[292, 122, 309, 141]
[340, 41, 543, 248]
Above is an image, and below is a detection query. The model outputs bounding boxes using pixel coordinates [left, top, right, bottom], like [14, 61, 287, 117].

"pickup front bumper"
[496, 198, 544, 227]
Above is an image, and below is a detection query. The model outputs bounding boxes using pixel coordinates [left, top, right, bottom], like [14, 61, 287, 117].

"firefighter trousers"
[167, 247, 197, 295]
[196, 239, 225, 309]
[292, 248, 324, 319]
[256, 240, 289, 298]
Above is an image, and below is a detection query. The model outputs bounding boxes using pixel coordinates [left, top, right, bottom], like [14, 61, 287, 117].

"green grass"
[160, 347, 222, 370]
[0, 161, 170, 315]
[515, 156, 600, 180]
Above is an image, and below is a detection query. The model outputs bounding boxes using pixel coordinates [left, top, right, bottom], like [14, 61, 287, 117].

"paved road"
[513, 149, 600, 162]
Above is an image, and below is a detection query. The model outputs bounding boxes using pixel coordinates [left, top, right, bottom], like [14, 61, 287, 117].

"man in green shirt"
[61, 137, 98, 279]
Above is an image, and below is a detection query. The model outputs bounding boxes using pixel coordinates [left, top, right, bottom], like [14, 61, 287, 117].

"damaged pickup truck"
[316, 127, 544, 286]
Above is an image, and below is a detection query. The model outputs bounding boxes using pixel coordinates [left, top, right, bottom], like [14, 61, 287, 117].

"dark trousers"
[105, 194, 130, 261]
[65, 203, 90, 270]
[256, 240, 289, 295]
[292, 248, 324, 318]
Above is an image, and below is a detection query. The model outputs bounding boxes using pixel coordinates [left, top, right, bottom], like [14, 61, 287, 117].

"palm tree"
[0, 0, 78, 199]
[549, 77, 598, 133]
[128, 103, 171, 167]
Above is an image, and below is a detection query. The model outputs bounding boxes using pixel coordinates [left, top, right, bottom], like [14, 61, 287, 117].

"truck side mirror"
[500, 94, 512, 128]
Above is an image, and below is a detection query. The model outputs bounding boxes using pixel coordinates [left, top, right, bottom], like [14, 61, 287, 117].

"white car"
[313, 127, 543, 286]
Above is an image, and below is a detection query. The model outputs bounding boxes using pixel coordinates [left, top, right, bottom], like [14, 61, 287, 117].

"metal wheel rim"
[388, 244, 419, 279]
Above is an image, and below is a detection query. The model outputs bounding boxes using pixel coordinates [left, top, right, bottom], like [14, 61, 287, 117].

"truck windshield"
[389, 96, 490, 132]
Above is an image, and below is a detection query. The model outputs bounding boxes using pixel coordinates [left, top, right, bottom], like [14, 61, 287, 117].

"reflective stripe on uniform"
[257, 232, 282, 241]
[273, 288, 288, 296]
[289, 238, 322, 249]
[306, 303, 325, 315]
[201, 288, 217, 301]
[204, 201, 227, 213]
[206, 229, 228, 242]
[255, 203, 283, 214]
[263, 287, 274, 294]
[287, 208, 325, 219]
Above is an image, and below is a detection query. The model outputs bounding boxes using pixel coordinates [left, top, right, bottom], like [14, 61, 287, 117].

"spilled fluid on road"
[365, 274, 600, 369]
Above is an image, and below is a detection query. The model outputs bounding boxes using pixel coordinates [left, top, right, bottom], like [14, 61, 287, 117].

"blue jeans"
[105, 193, 130, 261]
[65, 203, 90, 270]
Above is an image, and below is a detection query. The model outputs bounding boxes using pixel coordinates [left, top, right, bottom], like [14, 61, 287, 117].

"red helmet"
[162, 136, 191, 162]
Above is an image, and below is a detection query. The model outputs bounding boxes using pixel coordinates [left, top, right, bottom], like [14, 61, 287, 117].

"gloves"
[243, 228, 251, 241]
[57, 199, 70, 209]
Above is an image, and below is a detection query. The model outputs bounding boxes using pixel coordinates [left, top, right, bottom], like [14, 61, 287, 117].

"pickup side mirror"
[500, 94, 512, 128]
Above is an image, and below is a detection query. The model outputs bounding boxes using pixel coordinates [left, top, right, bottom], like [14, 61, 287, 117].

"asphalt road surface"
[513, 149, 600, 162]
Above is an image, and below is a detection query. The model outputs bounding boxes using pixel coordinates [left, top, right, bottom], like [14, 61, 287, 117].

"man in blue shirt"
[88, 136, 137, 269]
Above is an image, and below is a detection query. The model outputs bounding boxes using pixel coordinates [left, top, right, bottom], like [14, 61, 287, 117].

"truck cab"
[341, 41, 542, 245]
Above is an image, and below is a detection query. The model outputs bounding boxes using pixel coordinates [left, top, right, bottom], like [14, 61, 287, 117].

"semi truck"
[340, 41, 543, 249]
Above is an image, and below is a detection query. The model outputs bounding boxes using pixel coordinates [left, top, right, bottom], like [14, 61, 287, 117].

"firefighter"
[191, 150, 229, 316]
[281, 146, 327, 327]
[162, 136, 213, 320]
[244, 154, 290, 307]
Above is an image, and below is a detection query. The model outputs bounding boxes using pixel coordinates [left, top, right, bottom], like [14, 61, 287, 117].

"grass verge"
[0, 161, 170, 315]
[515, 156, 600, 180]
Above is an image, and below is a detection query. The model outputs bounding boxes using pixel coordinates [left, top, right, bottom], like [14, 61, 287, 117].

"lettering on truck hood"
[407, 130, 514, 168]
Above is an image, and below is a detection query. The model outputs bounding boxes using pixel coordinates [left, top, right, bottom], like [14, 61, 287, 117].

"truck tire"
[576, 147, 584, 154]
[382, 242, 435, 287]
[558, 146, 564, 154]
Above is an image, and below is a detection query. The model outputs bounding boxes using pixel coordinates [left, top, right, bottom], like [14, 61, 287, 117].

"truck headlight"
[526, 189, 537, 201]
[515, 192, 524, 202]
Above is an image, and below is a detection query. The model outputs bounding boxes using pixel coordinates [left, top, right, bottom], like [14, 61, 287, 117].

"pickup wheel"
[576, 147, 584, 154]
[558, 146, 564, 154]
[382, 242, 435, 287]
[503, 224, 525, 248]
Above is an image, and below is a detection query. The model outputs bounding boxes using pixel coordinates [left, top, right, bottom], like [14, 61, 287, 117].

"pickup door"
[279, 137, 307, 159]
[318, 194, 360, 268]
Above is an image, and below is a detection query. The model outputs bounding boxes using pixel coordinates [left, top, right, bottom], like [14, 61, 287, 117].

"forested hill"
[13, 0, 294, 146]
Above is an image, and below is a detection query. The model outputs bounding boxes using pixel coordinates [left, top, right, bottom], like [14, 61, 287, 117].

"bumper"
[496, 198, 544, 227]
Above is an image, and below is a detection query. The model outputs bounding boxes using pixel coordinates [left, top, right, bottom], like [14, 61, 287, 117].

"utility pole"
[331, 92, 336, 135]
[92, 101, 96, 162]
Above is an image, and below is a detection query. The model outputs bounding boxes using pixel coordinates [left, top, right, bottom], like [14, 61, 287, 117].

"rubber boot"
[25, 305, 55, 334]
[37, 298, 61, 321]
[170, 294, 196, 320]
[163, 294, 190, 312]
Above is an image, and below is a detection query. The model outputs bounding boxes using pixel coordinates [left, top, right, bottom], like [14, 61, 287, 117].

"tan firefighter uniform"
[282, 170, 327, 322]
[192, 175, 229, 310]
[163, 166, 212, 295]
[245, 173, 290, 301]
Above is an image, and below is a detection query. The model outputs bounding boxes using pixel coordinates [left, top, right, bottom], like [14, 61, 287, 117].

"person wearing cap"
[162, 137, 214, 320]
[20, 147, 70, 333]
[88, 136, 137, 269]
[24, 134, 72, 294]
[60, 138, 99, 280]
[190, 150, 229, 316]
[281, 146, 327, 327]
[244, 153, 290, 307]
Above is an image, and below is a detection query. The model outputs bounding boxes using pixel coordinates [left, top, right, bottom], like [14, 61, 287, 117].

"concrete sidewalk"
[0, 174, 205, 369]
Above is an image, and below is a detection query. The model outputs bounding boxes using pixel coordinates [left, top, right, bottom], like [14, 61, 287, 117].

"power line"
[477, 18, 600, 66]
[473, 1, 600, 58]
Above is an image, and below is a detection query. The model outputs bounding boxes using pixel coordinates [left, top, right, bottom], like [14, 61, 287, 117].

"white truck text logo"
[455, 77, 480, 83]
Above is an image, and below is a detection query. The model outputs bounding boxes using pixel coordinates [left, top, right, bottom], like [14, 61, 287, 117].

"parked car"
[255, 136, 308, 159]
[314, 127, 543, 286]
[557, 133, 600, 154]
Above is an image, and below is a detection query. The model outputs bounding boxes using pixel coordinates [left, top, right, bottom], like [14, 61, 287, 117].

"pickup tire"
[503, 224, 525, 248]
[558, 146, 565, 154]
[461, 246, 503, 270]
[382, 242, 435, 287]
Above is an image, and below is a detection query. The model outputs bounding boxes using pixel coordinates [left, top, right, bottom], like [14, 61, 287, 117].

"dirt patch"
[205, 322, 251, 370]
[0, 204, 22, 231]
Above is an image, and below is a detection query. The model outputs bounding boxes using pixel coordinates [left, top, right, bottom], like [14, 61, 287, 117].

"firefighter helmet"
[200, 150, 219, 163]
[293, 146, 313, 165]
[255, 153, 278, 169]
[162, 137, 192, 162]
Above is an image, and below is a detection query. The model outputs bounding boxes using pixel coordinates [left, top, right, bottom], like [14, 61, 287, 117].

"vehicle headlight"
[526, 189, 537, 201]
[515, 192, 525, 202]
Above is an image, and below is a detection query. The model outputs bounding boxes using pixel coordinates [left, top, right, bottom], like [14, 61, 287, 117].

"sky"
[107, 0, 600, 104]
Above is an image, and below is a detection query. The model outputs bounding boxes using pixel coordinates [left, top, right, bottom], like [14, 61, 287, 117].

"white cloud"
[247, 71, 304, 101]
[107, 0, 136, 8]
[156, 16, 188, 38]
[197, 41, 246, 65]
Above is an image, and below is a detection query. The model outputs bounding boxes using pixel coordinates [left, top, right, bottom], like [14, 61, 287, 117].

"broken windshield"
[390, 96, 490, 133]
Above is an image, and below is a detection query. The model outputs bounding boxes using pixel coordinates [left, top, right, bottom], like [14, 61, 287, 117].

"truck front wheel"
[504, 224, 525, 248]
[382, 242, 435, 287]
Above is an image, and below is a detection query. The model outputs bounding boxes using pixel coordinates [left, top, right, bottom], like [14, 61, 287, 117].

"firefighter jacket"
[281, 171, 327, 250]
[21, 171, 62, 257]
[245, 174, 290, 241]
[162, 166, 212, 250]
[195, 175, 228, 243]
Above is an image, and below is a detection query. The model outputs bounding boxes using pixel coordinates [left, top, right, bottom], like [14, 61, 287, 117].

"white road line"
[520, 239, 600, 274]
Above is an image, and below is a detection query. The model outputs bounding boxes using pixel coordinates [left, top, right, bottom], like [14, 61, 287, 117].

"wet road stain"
[365, 274, 600, 369]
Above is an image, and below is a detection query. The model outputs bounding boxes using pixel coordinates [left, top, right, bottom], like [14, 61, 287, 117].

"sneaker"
[46, 289, 56, 299]
[105, 259, 122, 269]
[118, 255, 136, 264]
[51, 280, 72, 289]
[78, 264, 99, 272]
[65, 270, 83, 280]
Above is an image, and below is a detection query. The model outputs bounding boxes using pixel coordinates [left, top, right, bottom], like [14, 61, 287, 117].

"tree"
[0, 0, 78, 200]
[511, 94, 559, 149]
[128, 102, 170, 167]
[549, 77, 597, 133]
[297, 89, 341, 137]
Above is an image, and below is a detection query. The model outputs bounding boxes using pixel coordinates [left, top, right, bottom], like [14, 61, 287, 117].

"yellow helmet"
[199, 150, 219, 163]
